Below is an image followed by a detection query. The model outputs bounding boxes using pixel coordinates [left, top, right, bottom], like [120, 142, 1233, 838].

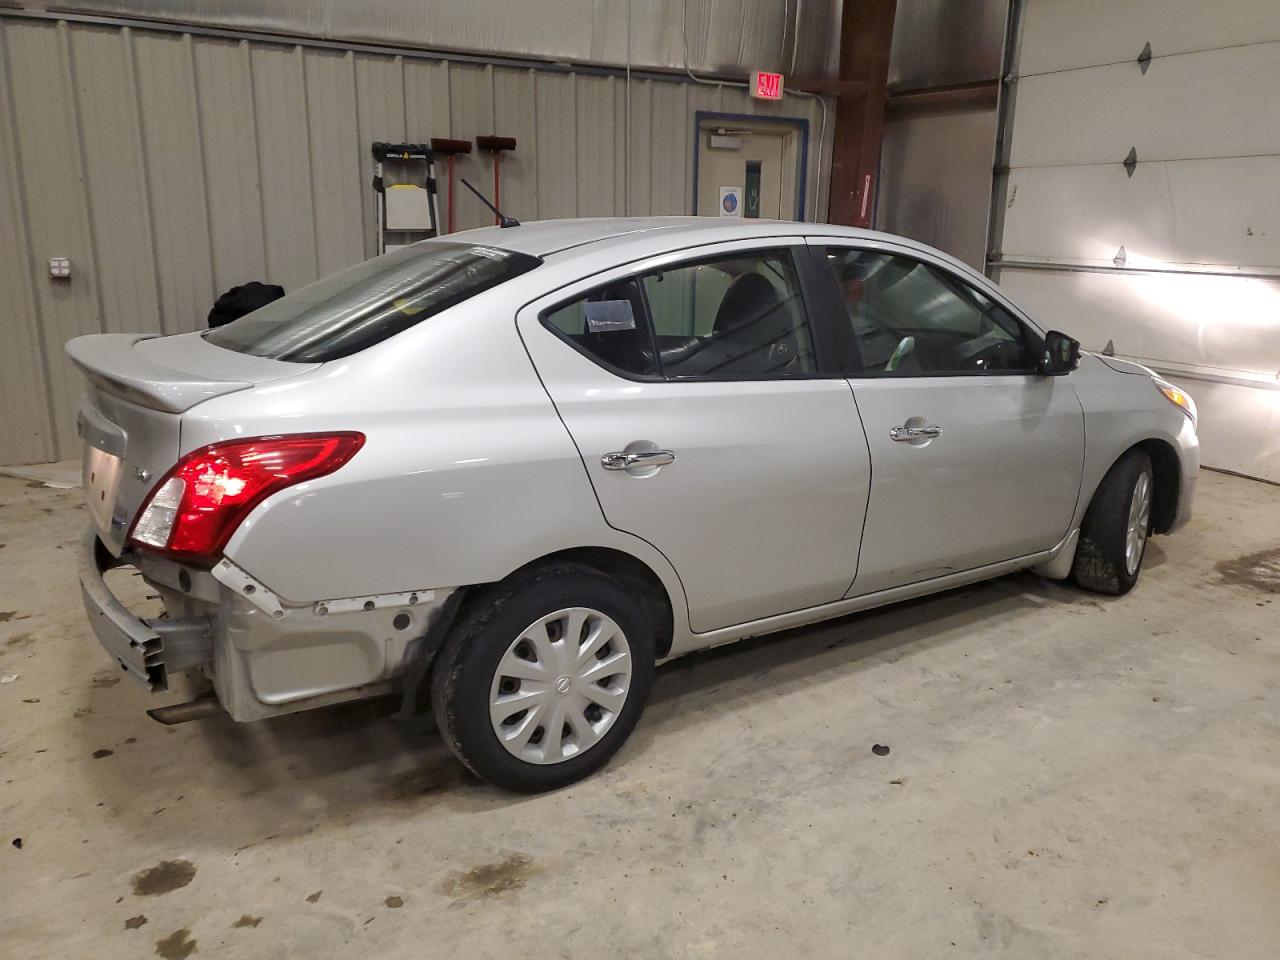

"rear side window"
[642, 250, 814, 377]
[206, 242, 540, 362]
[543, 277, 659, 378]
[541, 248, 816, 380]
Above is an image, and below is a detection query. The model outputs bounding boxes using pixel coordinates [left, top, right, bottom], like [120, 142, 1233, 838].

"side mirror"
[1040, 330, 1081, 375]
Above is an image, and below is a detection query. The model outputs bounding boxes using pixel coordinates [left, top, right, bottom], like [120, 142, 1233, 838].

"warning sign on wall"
[719, 185, 743, 218]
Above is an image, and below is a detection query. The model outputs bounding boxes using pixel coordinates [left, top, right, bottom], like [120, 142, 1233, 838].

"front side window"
[826, 248, 1033, 375]
[206, 242, 541, 362]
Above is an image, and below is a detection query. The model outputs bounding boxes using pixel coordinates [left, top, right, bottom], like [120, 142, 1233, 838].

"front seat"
[713, 273, 780, 336]
[709, 273, 802, 375]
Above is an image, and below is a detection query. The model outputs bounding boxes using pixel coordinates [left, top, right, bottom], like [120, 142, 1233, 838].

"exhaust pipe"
[147, 692, 224, 725]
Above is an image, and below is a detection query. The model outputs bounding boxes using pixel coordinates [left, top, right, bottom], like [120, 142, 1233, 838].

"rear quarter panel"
[180, 285, 687, 617]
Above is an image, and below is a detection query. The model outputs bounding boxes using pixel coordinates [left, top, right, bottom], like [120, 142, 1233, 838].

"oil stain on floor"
[1216, 547, 1280, 592]
[438, 853, 537, 901]
[155, 928, 197, 960]
[131, 860, 197, 896]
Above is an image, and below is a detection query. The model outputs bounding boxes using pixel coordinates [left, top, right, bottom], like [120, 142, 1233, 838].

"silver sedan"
[69, 218, 1199, 791]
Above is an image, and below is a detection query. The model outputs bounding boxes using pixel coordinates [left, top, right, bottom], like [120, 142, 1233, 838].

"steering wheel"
[963, 338, 1026, 372]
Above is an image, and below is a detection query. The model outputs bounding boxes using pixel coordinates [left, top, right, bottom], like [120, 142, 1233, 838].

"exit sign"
[751, 71, 784, 101]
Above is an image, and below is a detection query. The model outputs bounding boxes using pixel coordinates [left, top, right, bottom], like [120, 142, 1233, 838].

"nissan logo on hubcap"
[555, 675, 572, 696]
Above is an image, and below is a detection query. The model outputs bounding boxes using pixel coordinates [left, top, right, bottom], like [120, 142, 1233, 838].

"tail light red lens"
[129, 432, 365, 559]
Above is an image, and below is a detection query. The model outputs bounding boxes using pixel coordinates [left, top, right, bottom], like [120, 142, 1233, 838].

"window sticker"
[584, 299, 637, 332]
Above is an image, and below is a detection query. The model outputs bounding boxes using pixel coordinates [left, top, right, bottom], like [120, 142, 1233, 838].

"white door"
[517, 240, 870, 633]
[696, 121, 798, 219]
[816, 243, 1086, 596]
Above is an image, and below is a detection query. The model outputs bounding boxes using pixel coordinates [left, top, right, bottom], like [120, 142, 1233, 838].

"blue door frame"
[691, 111, 810, 220]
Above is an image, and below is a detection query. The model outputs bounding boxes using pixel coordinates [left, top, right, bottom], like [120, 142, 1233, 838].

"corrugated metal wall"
[876, 0, 1008, 269]
[0, 13, 832, 465]
[995, 0, 1280, 482]
[11, 0, 843, 79]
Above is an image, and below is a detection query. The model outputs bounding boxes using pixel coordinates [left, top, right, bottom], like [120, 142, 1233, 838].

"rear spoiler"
[66, 334, 252, 414]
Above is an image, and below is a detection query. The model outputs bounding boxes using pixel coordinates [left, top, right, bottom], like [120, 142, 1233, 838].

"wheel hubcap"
[1125, 472, 1152, 576]
[489, 607, 633, 765]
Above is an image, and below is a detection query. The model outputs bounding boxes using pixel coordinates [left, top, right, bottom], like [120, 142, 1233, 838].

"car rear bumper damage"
[79, 528, 457, 722]
[79, 530, 213, 692]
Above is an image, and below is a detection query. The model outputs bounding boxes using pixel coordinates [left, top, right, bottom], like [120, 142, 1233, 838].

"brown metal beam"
[828, 0, 897, 227]
[885, 79, 1000, 114]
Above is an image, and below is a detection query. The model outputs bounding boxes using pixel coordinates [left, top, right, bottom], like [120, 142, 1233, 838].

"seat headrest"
[714, 273, 781, 335]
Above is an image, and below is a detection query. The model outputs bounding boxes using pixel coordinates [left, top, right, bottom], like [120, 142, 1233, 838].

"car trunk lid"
[67, 332, 317, 555]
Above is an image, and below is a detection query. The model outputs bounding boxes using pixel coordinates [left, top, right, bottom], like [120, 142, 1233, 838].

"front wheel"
[431, 564, 654, 792]
[1072, 449, 1154, 595]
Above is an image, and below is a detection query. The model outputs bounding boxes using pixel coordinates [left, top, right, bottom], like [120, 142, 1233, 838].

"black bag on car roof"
[207, 281, 285, 329]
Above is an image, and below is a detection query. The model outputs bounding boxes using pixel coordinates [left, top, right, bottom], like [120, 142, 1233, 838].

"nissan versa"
[70, 218, 1199, 792]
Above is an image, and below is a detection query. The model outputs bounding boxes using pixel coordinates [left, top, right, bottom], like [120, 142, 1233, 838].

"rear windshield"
[205, 242, 541, 361]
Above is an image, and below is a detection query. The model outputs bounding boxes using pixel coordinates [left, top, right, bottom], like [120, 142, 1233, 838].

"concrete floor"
[2, 469, 1278, 959]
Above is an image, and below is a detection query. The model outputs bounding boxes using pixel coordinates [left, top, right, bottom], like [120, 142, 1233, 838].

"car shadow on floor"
[70, 569, 1103, 843]
[632, 569, 1088, 743]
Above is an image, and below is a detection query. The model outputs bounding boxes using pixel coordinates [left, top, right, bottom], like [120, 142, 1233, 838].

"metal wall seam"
[534, 71, 578, 219]
[187, 32, 222, 314]
[492, 67, 540, 223]
[250, 42, 321, 291]
[194, 38, 269, 295]
[0, 20, 58, 462]
[134, 30, 217, 339]
[123, 27, 171, 338]
[448, 62, 498, 231]
[62, 21, 109, 349]
[296, 44, 323, 284]
[7, 19, 101, 459]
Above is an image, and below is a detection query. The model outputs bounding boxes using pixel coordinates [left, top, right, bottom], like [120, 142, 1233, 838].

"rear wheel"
[431, 564, 654, 792]
[1072, 449, 1154, 595]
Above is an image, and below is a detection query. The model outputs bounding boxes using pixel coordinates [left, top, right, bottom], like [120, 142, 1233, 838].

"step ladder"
[371, 142, 441, 254]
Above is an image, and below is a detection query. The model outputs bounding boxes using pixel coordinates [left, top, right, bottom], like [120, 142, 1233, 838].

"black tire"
[430, 563, 655, 792]
[1072, 449, 1154, 596]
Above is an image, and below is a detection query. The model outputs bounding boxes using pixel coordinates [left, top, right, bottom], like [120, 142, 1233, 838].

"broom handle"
[492, 154, 502, 226]
[447, 156, 456, 233]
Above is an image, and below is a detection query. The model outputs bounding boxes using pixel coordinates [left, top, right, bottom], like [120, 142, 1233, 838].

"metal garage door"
[992, 0, 1280, 482]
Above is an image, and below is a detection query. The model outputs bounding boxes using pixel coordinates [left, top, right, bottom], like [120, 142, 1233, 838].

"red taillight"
[130, 432, 365, 559]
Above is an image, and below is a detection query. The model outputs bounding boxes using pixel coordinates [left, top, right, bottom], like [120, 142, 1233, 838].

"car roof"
[445, 217, 895, 257]
[440, 217, 994, 302]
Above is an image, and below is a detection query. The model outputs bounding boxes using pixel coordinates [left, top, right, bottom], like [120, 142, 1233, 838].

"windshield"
[205, 242, 541, 361]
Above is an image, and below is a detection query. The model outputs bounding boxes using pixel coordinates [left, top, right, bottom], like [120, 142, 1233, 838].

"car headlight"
[1154, 377, 1197, 430]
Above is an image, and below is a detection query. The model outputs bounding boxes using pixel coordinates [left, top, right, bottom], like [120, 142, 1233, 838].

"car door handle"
[601, 449, 676, 471]
[889, 424, 943, 442]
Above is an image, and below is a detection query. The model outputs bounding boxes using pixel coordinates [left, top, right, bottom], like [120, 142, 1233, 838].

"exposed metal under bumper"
[147, 693, 224, 725]
[79, 531, 213, 692]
